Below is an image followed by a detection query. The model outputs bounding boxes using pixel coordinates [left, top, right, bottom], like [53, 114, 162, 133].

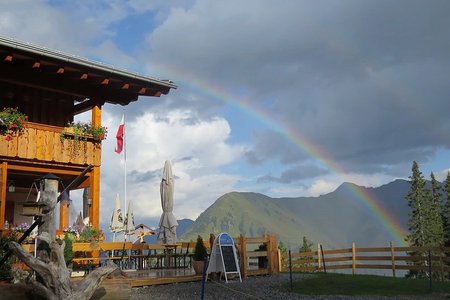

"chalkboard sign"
[220, 245, 237, 272]
[206, 232, 242, 283]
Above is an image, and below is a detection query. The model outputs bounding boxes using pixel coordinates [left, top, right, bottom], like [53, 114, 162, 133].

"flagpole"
[123, 110, 127, 242]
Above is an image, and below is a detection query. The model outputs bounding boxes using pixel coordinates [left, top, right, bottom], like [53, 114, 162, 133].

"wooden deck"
[75, 268, 201, 300]
[125, 268, 201, 287]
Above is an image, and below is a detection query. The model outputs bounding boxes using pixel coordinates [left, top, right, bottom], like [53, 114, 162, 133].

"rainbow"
[153, 64, 408, 246]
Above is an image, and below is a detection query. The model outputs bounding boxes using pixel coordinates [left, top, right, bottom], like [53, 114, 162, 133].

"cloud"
[257, 163, 328, 184]
[98, 109, 246, 225]
[145, 0, 450, 178]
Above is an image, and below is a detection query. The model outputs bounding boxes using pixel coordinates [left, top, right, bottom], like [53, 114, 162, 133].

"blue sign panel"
[219, 233, 233, 245]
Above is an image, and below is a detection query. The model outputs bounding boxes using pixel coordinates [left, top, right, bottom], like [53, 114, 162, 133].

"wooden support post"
[90, 166, 100, 228]
[269, 234, 278, 274]
[317, 243, 321, 270]
[0, 162, 7, 227]
[91, 105, 102, 229]
[277, 248, 282, 273]
[352, 242, 356, 275]
[239, 234, 247, 278]
[390, 241, 396, 278]
[59, 199, 70, 231]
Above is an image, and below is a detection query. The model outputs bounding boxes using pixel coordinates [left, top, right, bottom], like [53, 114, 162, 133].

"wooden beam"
[7, 164, 92, 177]
[73, 99, 106, 115]
[0, 61, 170, 101]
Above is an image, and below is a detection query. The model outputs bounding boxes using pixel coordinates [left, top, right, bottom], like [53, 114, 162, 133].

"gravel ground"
[131, 273, 449, 300]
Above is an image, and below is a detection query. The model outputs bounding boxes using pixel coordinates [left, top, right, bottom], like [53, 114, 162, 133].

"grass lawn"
[285, 273, 450, 297]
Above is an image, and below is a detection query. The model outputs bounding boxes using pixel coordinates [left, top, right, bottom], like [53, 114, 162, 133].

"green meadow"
[284, 273, 450, 297]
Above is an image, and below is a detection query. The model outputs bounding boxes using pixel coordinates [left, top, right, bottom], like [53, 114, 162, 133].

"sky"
[2, 0, 450, 234]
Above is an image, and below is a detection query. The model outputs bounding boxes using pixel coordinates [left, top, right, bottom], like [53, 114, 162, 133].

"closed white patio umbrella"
[157, 160, 178, 245]
[124, 200, 135, 240]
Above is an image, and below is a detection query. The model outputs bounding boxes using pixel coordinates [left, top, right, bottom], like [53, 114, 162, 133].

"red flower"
[5, 135, 12, 141]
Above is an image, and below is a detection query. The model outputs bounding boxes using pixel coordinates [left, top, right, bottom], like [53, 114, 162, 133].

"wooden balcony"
[0, 122, 101, 167]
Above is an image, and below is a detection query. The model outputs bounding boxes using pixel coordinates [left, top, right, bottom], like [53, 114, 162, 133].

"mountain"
[179, 179, 411, 249]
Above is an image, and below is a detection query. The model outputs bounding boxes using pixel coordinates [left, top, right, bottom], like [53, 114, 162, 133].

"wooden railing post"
[267, 234, 278, 274]
[277, 248, 282, 272]
[390, 241, 396, 278]
[317, 243, 321, 270]
[352, 242, 356, 275]
[239, 234, 247, 278]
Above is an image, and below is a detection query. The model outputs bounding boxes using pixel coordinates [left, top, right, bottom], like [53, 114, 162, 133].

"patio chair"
[179, 242, 193, 269]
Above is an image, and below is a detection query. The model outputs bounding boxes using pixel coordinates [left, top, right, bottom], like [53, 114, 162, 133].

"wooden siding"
[0, 122, 101, 166]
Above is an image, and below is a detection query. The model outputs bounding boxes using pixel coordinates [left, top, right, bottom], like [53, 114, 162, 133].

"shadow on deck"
[85, 268, 202, 300]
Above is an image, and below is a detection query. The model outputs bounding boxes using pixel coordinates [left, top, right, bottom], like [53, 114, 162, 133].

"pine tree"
[429, 172, 444, 247]
[429, 172, 445, 280]
[406, 161, 428, 247]
[443, 172, 450, 279]
[298, 236, 313, 271]
[299, 236, 313, 253]
[443, 172, 450, 247]
[405, 161, 431, 278]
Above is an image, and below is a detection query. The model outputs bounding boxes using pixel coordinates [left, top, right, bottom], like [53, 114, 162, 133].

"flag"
[115, 114, 124, 154]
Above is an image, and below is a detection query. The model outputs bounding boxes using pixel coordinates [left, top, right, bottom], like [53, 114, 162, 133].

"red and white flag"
[115, 115, 125, 154]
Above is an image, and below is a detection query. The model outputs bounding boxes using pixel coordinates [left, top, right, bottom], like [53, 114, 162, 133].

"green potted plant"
[0, 236, 13, 282]
[192, 235, 208, 274]
[60, 121, 108, 144]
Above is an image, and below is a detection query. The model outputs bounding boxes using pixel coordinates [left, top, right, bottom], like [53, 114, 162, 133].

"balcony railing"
[0, 122, 101, 166]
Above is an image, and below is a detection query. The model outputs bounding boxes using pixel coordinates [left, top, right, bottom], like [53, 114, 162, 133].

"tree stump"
[7, 175, 117, 300]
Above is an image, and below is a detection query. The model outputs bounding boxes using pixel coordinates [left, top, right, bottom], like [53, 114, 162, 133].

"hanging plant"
[60, 121, 107, 157]
[60, 121, 108, 144]
[0, 107, 28, 141]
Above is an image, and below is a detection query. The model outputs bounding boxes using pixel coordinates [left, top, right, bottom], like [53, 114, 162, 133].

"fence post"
[277, 248, 282, 273]
[320, 244, 327, 273]
[390, 241, 396, 278]
[239, 234, 247, 278]
[352, 242, 356, 275]
[317, 243, 321, 271]
[268, 234, 278, 274]
[289, 249, 293, 292]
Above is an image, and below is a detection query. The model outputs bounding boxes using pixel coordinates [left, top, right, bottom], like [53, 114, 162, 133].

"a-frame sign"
[207, 232, 242, 283]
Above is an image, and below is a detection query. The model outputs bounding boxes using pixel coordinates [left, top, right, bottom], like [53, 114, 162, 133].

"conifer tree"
[406, 161, 428, 248]
[298, 236, 313, 270]
[443, 172, 450, 279]
[443, 172, 450, 247]
[429, 172, 444, 247]
[429, 172, 445, 280]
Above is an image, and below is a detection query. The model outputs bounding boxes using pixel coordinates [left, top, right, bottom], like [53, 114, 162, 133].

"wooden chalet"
[0, 36, 176, 231]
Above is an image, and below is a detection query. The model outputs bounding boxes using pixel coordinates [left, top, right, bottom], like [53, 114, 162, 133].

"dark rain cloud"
[145, 0, 450, 177]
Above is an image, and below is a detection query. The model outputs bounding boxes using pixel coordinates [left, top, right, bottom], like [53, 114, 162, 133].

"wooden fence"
[280, 242, 450, 277]
[28, 234, 279, 277]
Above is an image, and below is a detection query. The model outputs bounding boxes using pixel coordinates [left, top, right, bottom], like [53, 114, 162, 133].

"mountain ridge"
[179, 179, 412, 249]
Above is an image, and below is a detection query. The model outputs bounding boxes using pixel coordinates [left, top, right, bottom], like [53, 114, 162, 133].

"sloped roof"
[0, 36, 176, 110]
